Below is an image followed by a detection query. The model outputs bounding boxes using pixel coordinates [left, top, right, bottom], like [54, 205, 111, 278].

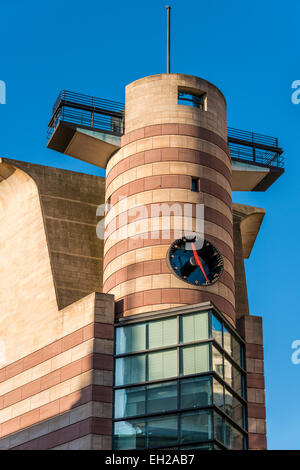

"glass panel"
[232, 395, 244, 429]
[180, 410, 212, 443]
[223, 326, 232, 354]
[114, 387, 146, 419]
[116, 324, 146, 355]
[226, 422, 245, 450]
[232, 364, 243, 396]
[181, 344, 209, 376]
[232, 335, 241, 366]
[115, 355, 146, 386]
[224, 386, 233, 417]
[224, 388, 246, 429]
[180, 376, 212, 409]
[147, 381, 178, 414]
[212, 345, 223, 378]
[181, 312, 209, 343]
[211, 315, 223, 345]
[114, 419, 146, 450]
[240, 343, 246, 370]
[214, 411, 225, 444]
[147, 415, 178, 448]
[224, 357, 233, 388]
[148, 349, 177, 381]
[148, 317, 177, 349]
[213, 378, 224, 410]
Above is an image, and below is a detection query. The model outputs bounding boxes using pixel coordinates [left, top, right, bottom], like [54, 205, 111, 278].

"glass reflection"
[180, 376, 212, 409]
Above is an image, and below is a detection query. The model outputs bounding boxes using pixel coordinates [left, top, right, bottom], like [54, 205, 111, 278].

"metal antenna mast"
[166, 6, 171, 73]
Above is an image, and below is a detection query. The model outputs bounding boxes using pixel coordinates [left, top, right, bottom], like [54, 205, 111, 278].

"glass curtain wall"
[113, 308, 247, 450]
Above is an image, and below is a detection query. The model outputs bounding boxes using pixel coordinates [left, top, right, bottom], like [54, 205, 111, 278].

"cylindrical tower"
[103, 74, 235, 325]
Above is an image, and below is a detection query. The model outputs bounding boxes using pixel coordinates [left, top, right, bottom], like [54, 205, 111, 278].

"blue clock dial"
[167, 236, 224, 286]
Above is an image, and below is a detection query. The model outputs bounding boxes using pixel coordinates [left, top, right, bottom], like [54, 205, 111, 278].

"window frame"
[113, 305, 248, 450]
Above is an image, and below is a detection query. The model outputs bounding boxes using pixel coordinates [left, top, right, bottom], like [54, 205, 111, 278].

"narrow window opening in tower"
[191, 177, 200, 192]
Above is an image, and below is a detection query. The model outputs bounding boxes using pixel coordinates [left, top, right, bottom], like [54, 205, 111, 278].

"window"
[178, 90, 206, 110]
[213, 378, 224, 410]
[212, 314, 223, 345]
[114, 308, 247, 450]
[181, 410, 212, 443]
[180, 376, 211, 409]
[115, 354, 146, 386]
[226, 422, 245, 450]
[149, 317, 177, 349]
[114, 386, 146, 419]
[148, 381, 178, 414]
[148, 349, 177, 381]
[224, 389, 246, 429]
[214, 412, 225, 444]
[181, 312, 209, 343]
[116, 323, 146, 355]
[191, 177, 200, 192]
[181, 344, 210, 376]
[147, 415, 178, 448]
[114, 419, 146, 450]
[212, 345, 224, 378]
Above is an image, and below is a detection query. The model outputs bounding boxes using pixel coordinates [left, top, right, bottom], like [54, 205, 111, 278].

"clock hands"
[191, 242, 209, 283]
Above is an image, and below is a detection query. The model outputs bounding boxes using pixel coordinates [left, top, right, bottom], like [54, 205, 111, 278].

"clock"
[167, 235, 224, 286]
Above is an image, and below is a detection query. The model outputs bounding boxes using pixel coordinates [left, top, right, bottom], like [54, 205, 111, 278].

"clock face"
[167, 236, 224, 286]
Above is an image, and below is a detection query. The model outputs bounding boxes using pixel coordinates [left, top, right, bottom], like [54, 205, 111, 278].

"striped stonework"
[0, 293, 114, 450]
[104, 74, 235, 325]
[237, 315, 267, 450]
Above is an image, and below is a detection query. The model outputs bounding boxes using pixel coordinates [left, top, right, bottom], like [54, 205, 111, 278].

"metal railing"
[47, 90, 284, 169]
[227, 127, 284, 168]
[227, 127, 279, 148]
[48, 90, 124, 139]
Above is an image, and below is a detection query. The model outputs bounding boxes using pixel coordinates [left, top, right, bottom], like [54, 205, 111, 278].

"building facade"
[0, 73, 284, 449]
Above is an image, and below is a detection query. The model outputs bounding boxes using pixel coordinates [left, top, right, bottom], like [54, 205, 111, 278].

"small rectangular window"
[191, 177, 199, 192]
[178, 91, 206, 109]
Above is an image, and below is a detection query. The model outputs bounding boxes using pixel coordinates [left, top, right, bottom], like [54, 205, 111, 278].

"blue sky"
[1, 0, 299, 449]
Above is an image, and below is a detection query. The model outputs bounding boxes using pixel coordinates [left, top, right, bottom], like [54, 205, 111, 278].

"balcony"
[48, 90, 124, 139]
[47, 90, 284, 190]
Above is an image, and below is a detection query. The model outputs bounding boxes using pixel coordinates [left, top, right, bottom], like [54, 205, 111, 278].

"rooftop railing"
[47, 90, 284, 169]
[227, 127, 284, 168]
[48, 90, 124, 139]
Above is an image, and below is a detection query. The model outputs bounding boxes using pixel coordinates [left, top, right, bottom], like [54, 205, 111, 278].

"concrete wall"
[0, 159, 105, 310]
[0, 160, 113, 449]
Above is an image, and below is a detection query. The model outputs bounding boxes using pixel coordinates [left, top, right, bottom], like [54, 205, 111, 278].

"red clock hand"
[191, 242, 209, 283]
